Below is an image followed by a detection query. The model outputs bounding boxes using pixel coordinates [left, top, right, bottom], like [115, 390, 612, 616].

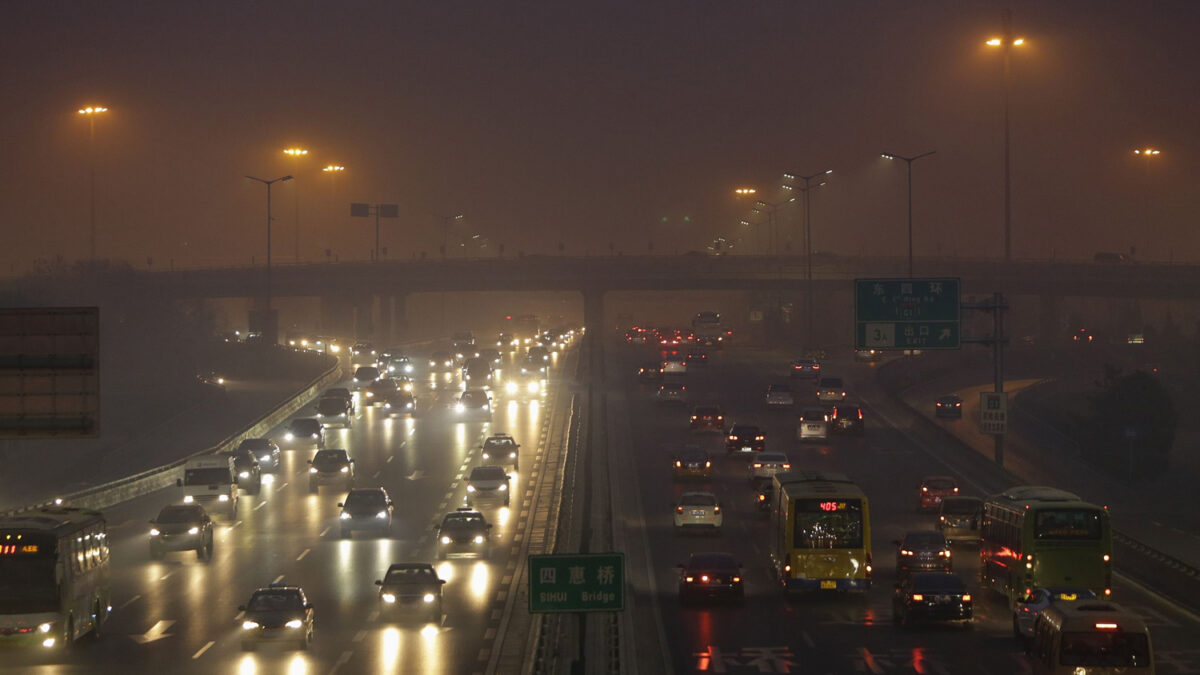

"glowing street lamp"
[986, 9, 1027, 261]
[282, 148, 309, 262]
[882, 151, 937, 277]
[78, 105, 109, 260]
[734, 187, 757, 196]
[245, 175, 293, 322]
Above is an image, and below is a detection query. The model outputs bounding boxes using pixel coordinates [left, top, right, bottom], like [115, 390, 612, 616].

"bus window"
[1060, 631, 1151, 668]
[792, 499, 863, 549]
[1035, 509, 1102, 540]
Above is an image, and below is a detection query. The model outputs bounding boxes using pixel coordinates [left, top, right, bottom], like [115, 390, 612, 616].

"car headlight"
[466, 485, 475, 492]
[285, 619, 303, 629]
[309, 467, 318, 473]
[242, 621, 260, 630]
[311, 433, 319, 439]
[149, 528, 160, 536]
[422, 593, 436, 604]
[384, 403, 392, 409]
[376, 511, 388, 519]
[404, 365, 413, 373]
[381, 592, 396, 603]
[473, 535, 485, 544]
[183, 495, 194, 503]
[218, 494, 229, 502]
[455, 404, 465, 412]
[260, 455, 270, 462]
[482, 451, 491, 460]
[406, 402, 413, 409]
[340, 466, 349, 473]
[498, 484, 507, 491]
[506, 382, 518, 394]
[340, 512, 351, 519]
[38, 622, 52, 634]
[509, 451, 517, 459]
[239, 471, 250, 479]
[285, 433, 295, 441]
[188, 527, 200, 535]
[440, 536, 451, 544]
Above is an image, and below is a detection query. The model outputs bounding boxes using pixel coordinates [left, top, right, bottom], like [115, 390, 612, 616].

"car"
[919, 475, 959, 511]
[282, 418, 324, 449]
[322, 387, 355, 414]
[478, 348, 502, 365]
[376, 563, 445, 624]
[504, 370, 544, 398]
[764, 383, 795, 407]
[725, 424, 765, 456]
[315, 395, 353, 428]
[384, 353, 415, 375]
[520, 354, 549, 376]
[453, 339, 480, 362]
[829, 403, 864, 434]
[437, 507, 492, 559]
[353, 365, 381, 387]
[935, 395, 963, 418]
[527, 345, 550, 362]
[673, 446, 713, 480]
[381, 389, 416, 416]
[748, 452, 791, 481]
[148, 504, 214, 561]
[677, 553, 744, 605]
[1071, 327, 1096, 344]
[308, 449, 355, 493]
[637, 362, 663, 382]
[789, 358, 820, 379]
[685, 351, 708, 366]
[198, 369, 226, 388]
[461, 356, 494, 386]
[338, 487, 393, 537]
[455, 389, 492, 416]
[362, 378, 400, 407]
[466, 465, 511, 506]
[815, 376, 847, 402]
[754, 480, 773, 513]
[429, 351, 456, 372]
[895, 531, 953, 578]
[1012, 586, 1098, 641]
[239, 584, 315, 650]
[661, 357, 687, 375]
[656, 382, 687, 405]
[237, 437, 281, 472]
[796, 407, 829, 442]
[689, 405, 724, 432]
[892, 572, 973, 628]
[496, 332, 515, 348]
[481, 434, 520, 471]
[937, 496, 983, 543]
[673, 492, 723, 531]
[350, 342, 376, 358]
[854, 348, 884, 362]
[220, 447, 262, 495]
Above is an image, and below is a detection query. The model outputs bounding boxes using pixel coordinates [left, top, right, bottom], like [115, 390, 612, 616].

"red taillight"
[676, 506, 683, 513]
[922, 486, 928, 492]
[857, 409, 863, 420]
[753, 463, 762, 468]
[685, 576, 694, 583]
[962, 594, 972, 602]
[782, 463, 791, 469]
[727, 435, 736, 441]
[713, 506, 721, 514]
[701, 575, 709, 583]
[755, 435, 764, 441]
[831, 409, 839, 418]
[911, 593, 924, 602]
[675, 460, 681, 467]
[704, 461, 711, 468]
[732, 576, 741, 583]
[953, 487, 959, 492]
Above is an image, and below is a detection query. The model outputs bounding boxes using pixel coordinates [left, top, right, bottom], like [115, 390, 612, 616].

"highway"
[1, 344, 577, 675]
[606, 341, 1200, 674]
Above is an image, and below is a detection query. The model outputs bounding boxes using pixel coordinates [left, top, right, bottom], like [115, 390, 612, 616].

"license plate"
[742, 446, 752, 452]
[807, 425, 821, 431]
[820, 580, 837, 590]
[691, 510, 706, 516]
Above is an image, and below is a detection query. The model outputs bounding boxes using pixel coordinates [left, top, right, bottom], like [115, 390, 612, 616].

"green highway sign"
[855, 278, 961, 350]
[529, 553, 624, 613]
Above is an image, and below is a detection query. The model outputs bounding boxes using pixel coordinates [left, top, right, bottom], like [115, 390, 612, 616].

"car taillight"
[857, 410, 863, 420]
[755, 435, 764, 441]
[704, 461, 711, 468]
[713, 506, 720, 514]
[921, 486, 928, 492]
[675, 460, 681, 467]
[782, 463, 791, 469]
[700, 575, 709, 582]
[732, 576, 741, 583]
[676, 506, 683, 513]
[727, 435, 736, 441]
[953, 487, 959, 492]
[911, 594, 924, 602]
[962, 594, 972, 602]
[753, 463, 762, 468]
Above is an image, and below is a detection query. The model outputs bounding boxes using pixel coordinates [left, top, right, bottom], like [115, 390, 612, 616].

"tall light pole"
[77, 105, 108, 261]
[245, 175, 293, 318]
[783, 170, 832, 351]
[283, 148, 309, 262]
[439, 213, 464, 259]
[733, 188, 758, 255]
[882, 151, 937, 277]
[987, 11, 1025, 261]
[1133, 148, 1162, 260]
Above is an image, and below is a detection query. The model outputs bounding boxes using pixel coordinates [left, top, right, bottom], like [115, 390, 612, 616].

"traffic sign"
[854, 278, 961, 350]
[979, 391, 1008, 435]
[529, 553, 624, 613]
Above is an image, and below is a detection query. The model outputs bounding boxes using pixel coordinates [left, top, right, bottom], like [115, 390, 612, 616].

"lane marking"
[328, 650, 353, 675]
[254, 501, 267, 511]
[279, 482, 289, 490]
[372, 470, 381, 479]
[296, 548, 311, 561]
[386, 455, 394, 463]
[118, 594, 141, 610]
[353, 629, 367, 642]
[192, 640, 215, 659]
[320, 526, 331, 537]
[368, 610, 379, 622]
[273, 574, 285, 584]
[159, 571, 175, 581]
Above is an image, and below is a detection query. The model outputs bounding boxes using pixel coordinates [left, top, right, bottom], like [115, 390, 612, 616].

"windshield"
[470, 467, 507, 481]
[924, 478, 956, 490]
[444, 514, 485, 528]
[291, 419, 320, 434]
[317, 399, 346, 415]
[903, 532, 948, 549]
[681, 494, 716, 506]
[156, 506, 204, 523]
[1035, 508, 1104, 540]
[1059, 631, 1151, 667]
[344, 491, 386, 509]
[238, 438, 271, 450]
[184, 468, 231, 485]
[0, 557, 59, 613]
[911, 574, 966, 592]
[355, 367, 379, 380]
[247, 591, 303, 612]
[941, 498, 981, 515]
[793, 499, 864, 549]
[385, 567, 437, 584]
[312, 452, 348, 468]
[820, 378, 843, 388]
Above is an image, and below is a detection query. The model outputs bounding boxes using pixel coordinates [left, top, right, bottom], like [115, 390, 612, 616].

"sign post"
[855, 278, 961, 350]
[979, 391, 1008, 435]
[528, 552, 624, 613]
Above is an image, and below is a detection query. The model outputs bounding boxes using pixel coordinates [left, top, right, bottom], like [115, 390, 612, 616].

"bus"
[0, 505, 111, 649]
[1031, 601, 1154, 674]
[768, 471, 872, 592]
[980, 486, 1113, 609]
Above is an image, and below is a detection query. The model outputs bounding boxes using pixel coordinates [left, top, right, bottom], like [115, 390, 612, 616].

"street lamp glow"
[77, 106, 108, 115]
[282, 147, 309, 156]
[323, 164, 345, 172]
[734, 187, 757, 195]
[1133, 148, 1161, 156]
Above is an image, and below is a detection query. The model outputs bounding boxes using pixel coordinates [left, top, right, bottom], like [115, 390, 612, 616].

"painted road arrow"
[131, 619, 175, 644]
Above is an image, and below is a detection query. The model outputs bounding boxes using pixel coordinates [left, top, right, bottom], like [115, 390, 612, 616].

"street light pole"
[77, 106, 108, 261]
[283, 148, 309, 262]
[785, 170, 832, 351]
[987, 10, 1024, 261]
[439, 213, 464, 259]
[882, 151, 937, 277]
[245, 175, 293, 314]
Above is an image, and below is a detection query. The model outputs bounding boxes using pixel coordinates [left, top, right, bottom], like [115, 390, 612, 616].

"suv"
[436, 507, 492, 559]
[338, 487, 393, 537]
[282, 418, 324, 450]
[363, 378, 399, 407]
[322, 387, 355, 413]
[815, 376, 847, 402]
[177, 456, 238, 518]
[689, 406, 724, 432]
[315, 396, 353, 428]
[308, 449, 355, 493]
[725, 424, 765, 456]
[481, 434, 520, 471]
[220, 447, 262, 495]
[239, 584, 314, 651]
[353, 366, 381, 387]
[796, 407, 829, 442]
[829, 403, 864, 434]
[466, 465, 511, 506]
[375, 563, 445, 624]
[148, 504, 214, 561]
[237, 438, 281, 472]
[456, 389, 493, 417]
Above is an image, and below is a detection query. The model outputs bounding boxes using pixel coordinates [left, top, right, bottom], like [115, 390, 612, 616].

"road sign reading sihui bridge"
[528, 552, 624, 613]
[855, 278, 961, 350]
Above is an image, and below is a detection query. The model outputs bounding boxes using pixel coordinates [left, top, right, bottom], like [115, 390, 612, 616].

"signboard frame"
[979, 391, 1008, 435]
[854, 278, 962, 350]
[528, 552, 624, 613]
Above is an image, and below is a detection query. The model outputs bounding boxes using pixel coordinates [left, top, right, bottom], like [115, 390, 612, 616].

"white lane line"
[801, 630, 815, 648]
[296, 548, 311, 561]
[279, 482, 289, 490]
[386, 455, 394, 463]
[159, 571, 174, 581]
[353, 629, 367, 642]
[254, 501, 267, 511]
[372, 470, 381, 478]
[192, 640, 215, 659]
[328, 650, 354, 675]
[368, 610, 379, 622]
[273, 574, 285, 584]
[118, 594, 141, 610]
[320, 526, 331, 537]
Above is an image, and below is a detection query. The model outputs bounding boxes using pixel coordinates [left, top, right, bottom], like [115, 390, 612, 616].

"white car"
[656, 382, 687, 404]
[661, 358, 687, 375]
[465, 465, 511, 506]
[815, 376, 847, 403]
[796, 407, 829, 442]
[764, 384, 795, 407]
[673, 492, 723, 530]
[749, 452, 791, 481]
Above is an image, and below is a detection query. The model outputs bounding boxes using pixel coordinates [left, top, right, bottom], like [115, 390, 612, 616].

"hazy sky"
[2, 1, 1197, 272]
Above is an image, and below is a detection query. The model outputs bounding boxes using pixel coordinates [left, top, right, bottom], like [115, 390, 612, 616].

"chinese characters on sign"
[854, 278, 961, 350]
[979, 392, 1008, 435]
[528, 553, 624, 612]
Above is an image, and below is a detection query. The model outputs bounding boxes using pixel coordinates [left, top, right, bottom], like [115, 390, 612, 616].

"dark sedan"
[725, 424, 765, 456]
[892, 572, 973, 628]
[677, 552, 744, 605]
[829, 404, 864, 434]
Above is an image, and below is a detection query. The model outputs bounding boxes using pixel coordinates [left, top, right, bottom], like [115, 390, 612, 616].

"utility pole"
[963, 292, 1009, 466]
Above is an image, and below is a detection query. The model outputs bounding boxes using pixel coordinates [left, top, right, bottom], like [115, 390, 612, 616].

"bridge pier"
[582, 289, 605, 383]
[354, 297, 375, 340]
[378, 295, 394, 344]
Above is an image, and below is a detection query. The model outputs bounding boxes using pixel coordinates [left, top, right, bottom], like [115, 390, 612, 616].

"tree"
[1085, 365, 1177, 479]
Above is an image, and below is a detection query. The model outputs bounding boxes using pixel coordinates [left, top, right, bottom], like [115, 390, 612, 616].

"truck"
[177, 456, 239, 518]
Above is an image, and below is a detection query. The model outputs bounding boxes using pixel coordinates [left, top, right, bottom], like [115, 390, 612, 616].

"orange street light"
[986, 10, 1027, 262]
[734, 187, 757, 196]
[1133, 148, 1161, 156]
[282, 148, 309, 262]
[78, 105, 109, 260]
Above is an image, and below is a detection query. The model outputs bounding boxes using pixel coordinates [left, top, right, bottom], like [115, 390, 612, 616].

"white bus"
[0, 505, 111, 649]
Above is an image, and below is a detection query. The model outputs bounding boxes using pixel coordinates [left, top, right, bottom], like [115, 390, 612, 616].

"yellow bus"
[980, 486, 1113, 609]
[768, 471, 871, 592]
[0, 505, 111, 649]
[1031, 601, 1154, 673]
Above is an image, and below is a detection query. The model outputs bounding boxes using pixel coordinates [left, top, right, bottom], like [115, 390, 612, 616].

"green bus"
[0, 505, 111, 649]
[768, 471, 872, 592]
[980, 486, 1112, 609]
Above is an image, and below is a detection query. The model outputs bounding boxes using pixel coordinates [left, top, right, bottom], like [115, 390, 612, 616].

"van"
[177, 456, 239, 518]
[1031, 601, 1154, 674]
